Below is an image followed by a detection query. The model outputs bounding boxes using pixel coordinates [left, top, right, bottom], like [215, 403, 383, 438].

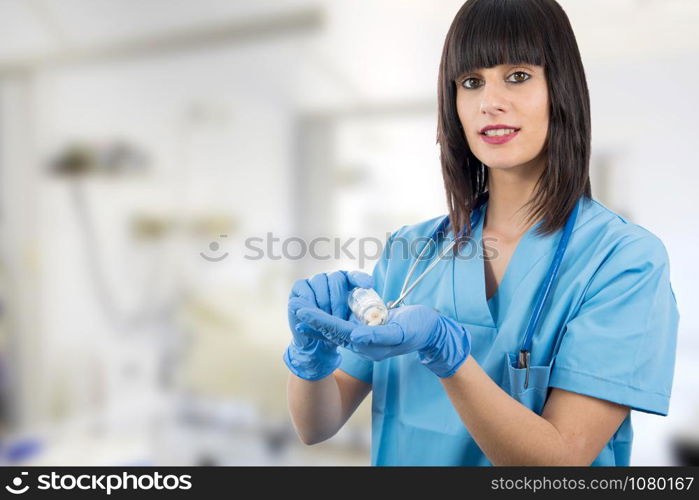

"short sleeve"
[549, 234, 680, 416]
[337, 229, 399, 385]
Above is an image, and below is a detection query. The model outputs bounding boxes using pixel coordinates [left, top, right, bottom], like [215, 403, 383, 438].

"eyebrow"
[456, 64, 536, 79]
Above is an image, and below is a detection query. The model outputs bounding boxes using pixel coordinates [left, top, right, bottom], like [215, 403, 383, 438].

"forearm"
[440, 356, 574, 465]
[287, 373, 344, 445]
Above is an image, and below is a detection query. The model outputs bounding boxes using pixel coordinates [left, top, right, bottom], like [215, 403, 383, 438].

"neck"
[483, 161, 544, 238]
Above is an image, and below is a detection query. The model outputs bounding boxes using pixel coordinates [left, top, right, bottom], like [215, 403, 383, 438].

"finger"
[344, 343, 385, 362]
[350, 323, 405, 346]
[289, 278, 316, 305]
[288, 295, 316, 335]
[296, 307, 354, 345]
[291, 323, 312, 348]
[308, 273, 331, 314]
[288, 296, 316, 315]
[296, 307, 353, 335]
[350, 342, 394, 362]
[326, 271, 352, 319]
[295, 322, 330, 343]
[348, 313, 363, 326]
[347, 270, 374, 289]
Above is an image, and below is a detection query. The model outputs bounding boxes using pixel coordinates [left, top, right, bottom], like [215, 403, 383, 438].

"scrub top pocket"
[502, 352, 554, 416]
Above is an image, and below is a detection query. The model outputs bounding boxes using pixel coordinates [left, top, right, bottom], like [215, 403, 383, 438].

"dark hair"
[436, 0, 591, 246]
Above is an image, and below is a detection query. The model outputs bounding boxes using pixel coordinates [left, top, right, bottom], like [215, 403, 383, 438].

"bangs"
[437, 0, 591, 241]
[446, 0, 547, 81]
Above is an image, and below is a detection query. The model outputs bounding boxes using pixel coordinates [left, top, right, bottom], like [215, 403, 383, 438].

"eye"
[460, 77, 480, 90]
[459, 71, 531, 89]
[507, 71, 531, 83]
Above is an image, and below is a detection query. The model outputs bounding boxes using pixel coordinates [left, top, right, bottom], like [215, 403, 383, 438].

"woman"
[284, 0, 679, 466]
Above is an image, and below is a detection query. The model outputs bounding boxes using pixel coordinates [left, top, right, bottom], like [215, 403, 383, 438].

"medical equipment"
[348, 287, 388, 326]
[359, 192, 579, 388]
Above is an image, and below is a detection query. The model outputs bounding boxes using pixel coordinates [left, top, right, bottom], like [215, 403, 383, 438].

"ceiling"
[0, 0, 696, 108]
[0, 0, 696, 64]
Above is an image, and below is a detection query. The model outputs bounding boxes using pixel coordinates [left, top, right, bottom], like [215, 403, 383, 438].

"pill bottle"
[347, 287, 388, 326]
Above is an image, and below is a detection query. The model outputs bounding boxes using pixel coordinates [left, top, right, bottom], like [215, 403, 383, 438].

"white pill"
[365, 307, 387, 326]
[348, 287, 388, 326]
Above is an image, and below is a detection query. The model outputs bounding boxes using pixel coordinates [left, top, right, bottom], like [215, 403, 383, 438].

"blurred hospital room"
[0, 0, 697, 466]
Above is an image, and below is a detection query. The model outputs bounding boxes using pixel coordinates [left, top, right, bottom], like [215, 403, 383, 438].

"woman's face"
[455, 64, 549, 172]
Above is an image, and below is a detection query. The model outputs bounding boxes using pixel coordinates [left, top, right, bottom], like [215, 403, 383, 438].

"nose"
[479, 84, 509, 115]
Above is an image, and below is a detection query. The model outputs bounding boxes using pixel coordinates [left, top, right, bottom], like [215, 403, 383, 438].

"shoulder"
[576, 197, 669, 264]
[386, 214, 447, 244]
[573, 199, 673, 303]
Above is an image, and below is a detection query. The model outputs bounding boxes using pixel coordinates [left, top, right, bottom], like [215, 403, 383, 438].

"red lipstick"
[479, 124, 520, 145]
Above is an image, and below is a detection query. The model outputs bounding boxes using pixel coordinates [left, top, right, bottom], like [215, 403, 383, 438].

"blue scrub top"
[338, 196, 679, 466]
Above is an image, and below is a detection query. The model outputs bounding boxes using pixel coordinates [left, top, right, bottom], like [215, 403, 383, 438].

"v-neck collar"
[451, 199, 547, 328]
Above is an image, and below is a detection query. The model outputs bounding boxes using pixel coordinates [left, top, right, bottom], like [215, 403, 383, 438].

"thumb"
[350, 323, 404, 346]
[296, 307, 355, 346]
[347, 270, 374, 290]
[295, 322, 330, 343]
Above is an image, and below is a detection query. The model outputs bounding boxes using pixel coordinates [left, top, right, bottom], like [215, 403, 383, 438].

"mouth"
[479, 125, 521, 136]
[480, 127, 520, 144]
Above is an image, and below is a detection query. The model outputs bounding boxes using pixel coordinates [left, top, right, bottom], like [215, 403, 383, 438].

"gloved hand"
[284, 270, 374, 380]
[295, 304, 471, 378]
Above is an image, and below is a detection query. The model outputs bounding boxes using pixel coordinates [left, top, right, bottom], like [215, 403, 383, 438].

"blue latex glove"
[295, 304, 472, 378]
[284, 270, 374, 380]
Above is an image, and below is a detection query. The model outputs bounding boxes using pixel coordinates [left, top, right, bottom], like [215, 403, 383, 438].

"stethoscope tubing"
[520, 201, 579, 355]
[388, 192, 579, 388]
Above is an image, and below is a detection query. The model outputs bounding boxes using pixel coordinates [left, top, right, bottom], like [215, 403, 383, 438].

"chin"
[476, 151, 540, 170]
[480, 159, 526, 170]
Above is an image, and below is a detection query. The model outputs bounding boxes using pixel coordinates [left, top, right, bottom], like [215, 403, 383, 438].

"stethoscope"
[386, 192, 579, 388]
